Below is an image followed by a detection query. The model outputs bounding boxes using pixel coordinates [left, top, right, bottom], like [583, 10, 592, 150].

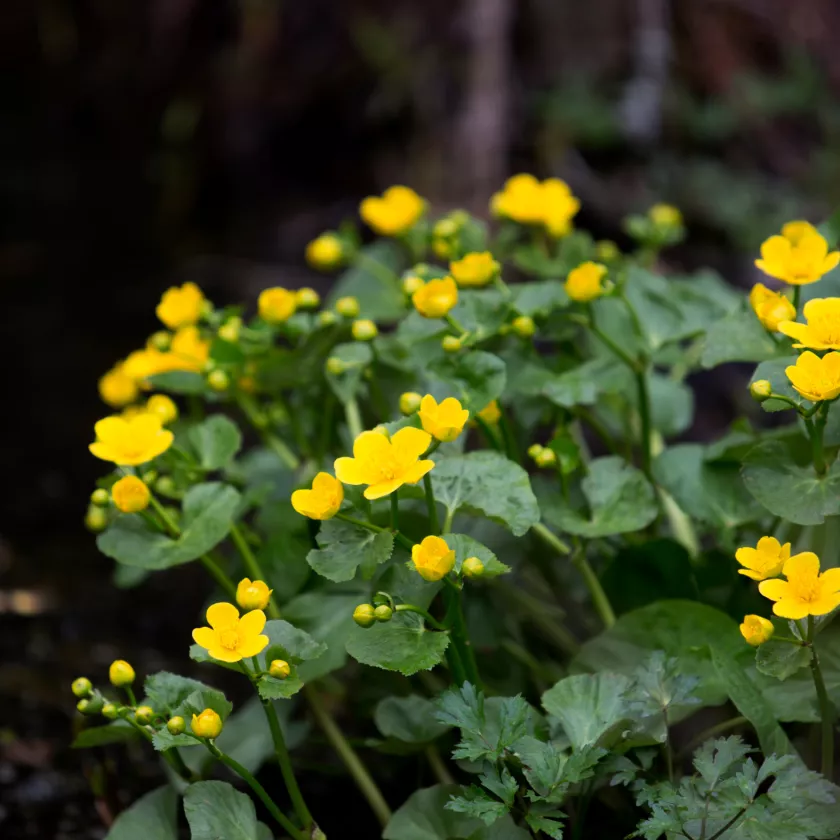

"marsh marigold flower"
[785, 351, 840, 402]
[477, 400, 501, 425]
[109, 659, 135, 687]
[542, 178, 581, 238]
[758, 552, 840, 619]
[735, 536, 790, 581]
[291, 472, 344, 520]
[191, 708, 223, 739]
[192, 602, 269, 663]
[756, 221, 840, 286]
[412, 277, 458, 318]
[740, 615, 774, 646]
[779, 298, 840, 350]
[259, 287, 297, 324]
[360, 186, 425, 236]
[449, 252, 500, 287]
[749, 283, 795, 332]
[168, 326, 210, 373]
[334, 427, 433, 500]
[491, 174, 544, 224]
[146, 394, 178, 425]
[305, 233, 344, 271]
[418, 394, 469, 442]
[565, 262, 608, 302]
[90, 414, 174, 466]
[156, 282, 205, 329]
[111, 475, 150, 513]
[411, 535, 456, 582]
[99, 363, 139, 408]
[236, 578, 272, 612]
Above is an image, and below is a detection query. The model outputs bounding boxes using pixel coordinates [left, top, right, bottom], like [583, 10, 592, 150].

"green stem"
[531, 521, 571, 555]
[808, 617, 835, 777]
[335, 512, 413, 551]
[444, 633, 468, 685]
[442, 507, 456, 536]
[425, 745, 455, 785]
[344, 398, 363, 440]
[390, 490, 399, 532]
[423, 473, 440, 535]
[445, 313, 466, 335]
[793, 285, 802, 313]
[229, 523, 281, 619]
[124, 686, 138, 708]
[804, 404, 828, 476]
[236, 392, 299, 469]
[634, 368, 653, 478]
[588, 321, 637, 370]
[443, 580, 480, 688]
[120, 713, 195, 782]
[474, 415, 502, 451]
[498, 409, 520, 463]
[395, 603, 446, 630]
[354, 251, 401, 287]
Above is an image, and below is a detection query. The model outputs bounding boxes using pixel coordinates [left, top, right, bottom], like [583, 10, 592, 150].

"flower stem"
[423, 473, 440, 534]
[395, 603, 446, 630]
[634, 368, 653, 478]
[390, 490, 399, 532]
[344, 398, 363, 440]
[119, 712, 196, 782]
[335, 512, 413, 551]
[442, 507, 456, 536]
[808, 617, 835, 777]
[793, 285, 802, 313]
[235, 392, 299, 470]
[229, 522, 280, 619]
[443, 579, 480, 688]
[445, 313, 466, 335]
[804, 403, 828, 476]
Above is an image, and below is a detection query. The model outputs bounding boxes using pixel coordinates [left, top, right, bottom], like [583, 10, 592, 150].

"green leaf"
[183, 781, 260, 840]
[446, 786, 509, 826]
[105, 786, 178, 840]
[443, 534, 511, 578]
[327, 241, 407, 322]
[755, 639, 813, 680]
[511, 280, 569, 316]
[144, 672, 223, 716]
[188, 415, 242, 470]
[147, 371, 207, 395]
[325, 341, 373, 404]
[374, 695, 452, 744]
[252, 619, 326, 700]
[431, 451, 540, 536]
[151, 684, 233, 751]
[540, 456, 657, 538]
[742, 440, 840, 525]
[542, 357, 627, 408]
[346, 611, 450, 676]
[97, 482, 240, 569]
[701, 306, 785, 368]
[749, 357, 802, 413]
[306, 518, 394, 583]
[72, 721, 143, 748]
[427, 351, 507, 414]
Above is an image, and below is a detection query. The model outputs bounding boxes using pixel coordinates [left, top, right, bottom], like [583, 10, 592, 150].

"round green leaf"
[306, 518, 394, 583]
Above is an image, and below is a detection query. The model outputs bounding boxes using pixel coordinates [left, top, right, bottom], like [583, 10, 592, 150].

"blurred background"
[3, 0, 840, 836]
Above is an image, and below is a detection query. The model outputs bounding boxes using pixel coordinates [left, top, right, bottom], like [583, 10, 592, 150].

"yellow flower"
[156, 282, 205, 329]
[490, 174, 544, 224]
[785, 351, 840, 402]
[89, 414, 174, 466]
[477, 400, 501, 425]
[740, 615, 774, 646]
[755, 223, 840, 286]
[146, 394, 178, 425]
[649, 203, 683, 228]
[449, 252, 500, 287]
[418, 394, 469, 442]
[168, 326, 210, 373]
[360, 186, 425, 236]
[542, 178, 580, 238]
[236, 578, 272, 612]
[779, 298, 840, 349]
[111, 476, 151, 513]
[191, 708, 223, 739]
[99, 363, 139, 408]
[108, 660, 135, 686]
[334, 427, 434, 500]
[305, 233, 344, 271]
[749, 283, 796, 332]
[758, 552, 840, 619]
[735, 536, 790, 581]
[411, 535, 456, 582]
[291, 472, 344, 520]
[259, 287, 298, 324]
[565, 261, 608, 302]
[192, 602, 269, 663]
[412, 277, 458, 318]
[122, 347, 178, 384]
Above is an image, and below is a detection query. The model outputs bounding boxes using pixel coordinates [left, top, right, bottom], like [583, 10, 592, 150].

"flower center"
[789, 574, 821, 603]
[219, 628, 241, 650]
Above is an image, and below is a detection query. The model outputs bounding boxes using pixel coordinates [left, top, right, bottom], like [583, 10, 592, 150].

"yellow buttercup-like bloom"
[418, 394, 469, 442]
[755, 222, 840, 286]
[156, 282, 205, 329]
[565, 262, 608, 302]
[89, 414, 174, 466]
[305, 233, 344, 271]
[758, 552, 840, 619]
[490, 174, 544, 224]
[542, 178, 580, 238]
[167, 326, 210, 373]
[259, 287, 298, 324]
[449, 252, 500, 287]
[122, 347, 177, 384]
[146, 394, 178, 425]
[785, 351, 840, 402]
[191, 708, 223, 739]
[360, 186, 425, 236]
[735, 536, 790, 581]
[334, 427, 434, 500]
[740, 615, 774, 646]
[412, 277, 458, 318]
[779, 298, 840, 350]
[411, 535, 456, 582]
[236, 578, 272, 612]
[192, 602, 269, 663]
[111, 475, 151, 513]
[749, 283, 795, 332]
[99, 363, 139, 408]
[291, 472, 344, 520]
[649, 203, 683, 228]
[477, 400, 501, 425]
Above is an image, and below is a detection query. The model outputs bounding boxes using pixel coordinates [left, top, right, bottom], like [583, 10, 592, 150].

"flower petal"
[206, 601, 240, 630]
[364, 476, 405, 500]
[207, 646, 243, 663]
[758, 578, 790, 602]
[239, 608, 266, 637]
[192, 627, 217, 649]
[391, 426, 432, 461]
[334, 457, 366, 485]
[353, 430, 391, 461]
[818, 567, 840, 595]
[772, 599, 810, 620]
[823, 251, 840, 275]
[237, 633, 269, 658]
[400, 460, 435, 486]
[783, 551, 820, 580]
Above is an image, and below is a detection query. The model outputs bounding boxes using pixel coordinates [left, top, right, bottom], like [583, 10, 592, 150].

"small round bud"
[101, 703, 118, 720]
[108, 660, 135, 687]
[305, 234, 345, 271]
[535, 448, 557, 468]
[399, 391, 422, 415]
[154, 475, 176, 497]
[325, 356, 345, 376]
[432, 239, 452, 258]
[372, 425, 390, 437]
[85, 505, 108, 533]
[148, 330, 172, 351]
[373, 604, 393, 622]
[402, 274, 425, 295]
[335, 296, 360, 318]
[317, 310, 338, 327]
[77, 693, 104, 715]
[750, 379, 773, 402]
[352, 319, 378, 341]
[527, 443, 544, 461]
[77, 698, 96, 715]
[146, 394, 179, 425]
[191, 708, 223, 739]
[141, 470, 157, 485]
[595, 240, 620, 262]
[167, 715, 186, 735]
[207, 369, 230, 392]
[90, 488, 110, 507]
[512, 315, 536, 338]
[269, 403, 289, 426]
[217, 317, 241, 343]
[269, 659, 291, 680]
[462, 556, 485, 578]
[433, 218, 459, 238]
[296, 287, 321, 309]
[442, 336, 462, 353]
[72, 677, 93, 698]
[352, 603, 376, 629]
[111, 475, 150, 514]
[135, 705, 155, 725]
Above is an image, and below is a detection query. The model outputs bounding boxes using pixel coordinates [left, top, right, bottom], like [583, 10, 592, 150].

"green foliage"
[183, 781, 271, 840]
[188, 415, 242, 470]
[374, 694, 452, 744]
[104, 786, 178, 840]
[306, 518, 394, 582]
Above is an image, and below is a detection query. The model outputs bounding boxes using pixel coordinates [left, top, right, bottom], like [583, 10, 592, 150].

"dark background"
[3, 1, 840, 837]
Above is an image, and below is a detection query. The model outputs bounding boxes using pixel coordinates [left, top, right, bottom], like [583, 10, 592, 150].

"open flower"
[156, 282, 205, 329]
[735, 536, 790, 581]
[758, 552, 840, 619]
[490, 174, 544, 224]
[740, 615, 774, 646]
[449, 252, 499, 287]
[99, 363, 139, 408]
[565, 262, 607, 302]
[89, 414, 174, 466]
[542, 178, 580, 238]
[411, 535, 456, 581]
[749, 283, 795, 332]
[755, 222, 840, 286]
[360, 186, 425, 236]
[785, 351, 840, 402]
[412, 277, 458, 318]
[418, 395, 469, 442]
[168, 326, 210, 373]
[334, 427, 434, 500]
[236, 578, 272, 612]
[192, 602, 269, 663]
[291, 472, 344, 519]
[779, 298, 840, 349]
[259, 287, 297, 324]
[111, 476, 150, 513]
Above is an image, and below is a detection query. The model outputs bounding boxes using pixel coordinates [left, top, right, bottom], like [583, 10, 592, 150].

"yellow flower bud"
[402, 274, 425, 295]
[98, 364, 139, 409]
[739, 614, 774, 646]
[352, 319, 378, 341]
[374, 604, 393, 622]
[750, 380, 773, 402]
[535, 448, 557, 468]
[476, 400, 501, 426]
[269, 659, 291, 680]
[207, 369, 230, 392]
[72, 677, 93, 698]
[111, 476, 151, 514]
[90, 488, 110, 507]
[418, 394, 469, 442]
[512, 315, 536, 338]
[317, 310, 338, 327]
[649, 203, 683, 229]
[595, 240, 620, 262]
[462, 557, 485, 578]
[325, 356, 345, 376]
[442, 336, 462, 353]
[296, 287, 321, 309]
[305, 233, 344, 271]
[167, 715, 186, 735]
[565, 262, 608, 303]
[353, 604, 376, 628]
[411, 535, 456, 582]
[291, 472, 344, 520]
[360, 186, 425, 236]
[108, 660, 135, 687]
[527, 443, 544, 460]
[156, 282, 206, 329]
[135, 705, 155, 725]
[85, 505, 109, 532]
[218, 317, 241, 343]
[412, 277, 458, 318]
[400, 391, 422, 415]
[433, 218, 459, 239]
[236, 578, 273, 612]
[101, 703, 118, 720]
[146, 394, 178, 425]
[191, 708, 223, 739]
[259, 287, 298, 324]
[449, 252, 500, 288]
[148, 330, 172, 352]
[336, 296, 360, 318]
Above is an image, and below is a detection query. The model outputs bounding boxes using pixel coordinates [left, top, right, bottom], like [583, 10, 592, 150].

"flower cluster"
[491, 174, 580, 237]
